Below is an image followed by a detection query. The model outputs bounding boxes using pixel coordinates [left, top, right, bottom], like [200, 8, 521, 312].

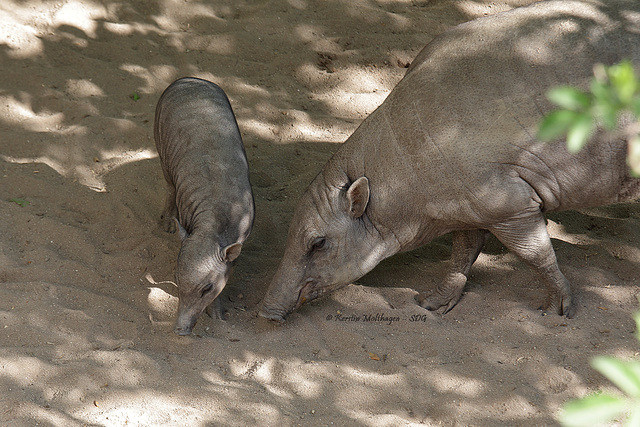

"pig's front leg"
[160, 183, 178, 233]
[416, 229, 488, 313]
[205, 297, 227, 320]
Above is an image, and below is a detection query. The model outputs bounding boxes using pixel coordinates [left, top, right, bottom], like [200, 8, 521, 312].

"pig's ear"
[346, 176, 370, 219]
[223, 242, 243, 263]
[175, 218, 190, 241]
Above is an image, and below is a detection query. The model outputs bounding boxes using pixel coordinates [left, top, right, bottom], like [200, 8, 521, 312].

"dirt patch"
[1, 0, 638, 425]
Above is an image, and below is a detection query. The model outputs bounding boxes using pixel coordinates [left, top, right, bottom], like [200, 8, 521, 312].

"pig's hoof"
[539, 293, 575, 318]
[258, 307, 287, 324]
[416, 273, 466, 313]
[415, 292, 460, 314]
[161, 215, 176, 233]
[174, 325, 193, 336]
[415, 292, 439, 310]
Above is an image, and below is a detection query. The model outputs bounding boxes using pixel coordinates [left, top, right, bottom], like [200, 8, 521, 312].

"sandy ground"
[1, 0, 640, 425]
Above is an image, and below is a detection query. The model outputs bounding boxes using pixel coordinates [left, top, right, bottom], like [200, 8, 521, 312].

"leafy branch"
[538, 60, 640, 174]
[538, 61, 640, 426]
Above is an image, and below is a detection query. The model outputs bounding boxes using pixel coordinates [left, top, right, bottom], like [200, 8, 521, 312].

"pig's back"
[154, 78, 252, 235]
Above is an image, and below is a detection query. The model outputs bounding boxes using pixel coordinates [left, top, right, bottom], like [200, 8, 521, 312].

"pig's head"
[260, 175, 394, 322]
[173, 221, 242, 335]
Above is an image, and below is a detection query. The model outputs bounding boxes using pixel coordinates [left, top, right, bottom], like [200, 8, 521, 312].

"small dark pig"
[259, 0, 640, 322]
[155, 77, 254, 335]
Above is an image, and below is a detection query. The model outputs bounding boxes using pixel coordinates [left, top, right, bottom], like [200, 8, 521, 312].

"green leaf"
[634, 310, 640, 342]
[592, 356, 640, 398]
[9, 198, 29, 207]
[632, 97, 640, 117]
[538, 110, 578, 141]
[566, 114, 594, 153]
[593, 98, 619, 129]
[608, 60, 638, 106]
[558, 393, 628, 427]
[131, 92, 140, 101]
[629, 361, 640, 390]
[591, 79, 612, 101]
[547, 86, 592, 111]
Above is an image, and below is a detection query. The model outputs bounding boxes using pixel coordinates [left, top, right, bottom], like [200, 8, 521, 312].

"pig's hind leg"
[416, 229, 488, 313]
[490, 212, 574, 317]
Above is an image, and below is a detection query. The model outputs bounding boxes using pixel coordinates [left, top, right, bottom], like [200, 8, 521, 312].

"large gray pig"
[259, 0, 640, 322]
[155, 77, 254, 335]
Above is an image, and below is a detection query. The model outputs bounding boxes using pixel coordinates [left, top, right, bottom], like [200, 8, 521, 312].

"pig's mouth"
[261, 278, 348, 323]
[174, 314, 197, 336]
[293, 279, 323, 311]
[293, 278, 349, 314]
[259, 279, 324, 323]
[174, 324, 194, 336]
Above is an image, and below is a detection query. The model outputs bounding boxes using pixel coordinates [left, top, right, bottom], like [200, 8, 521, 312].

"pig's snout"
[174, 324, 193, 336]
[260, 277, 316, 323]
[174, 311, 197, 336]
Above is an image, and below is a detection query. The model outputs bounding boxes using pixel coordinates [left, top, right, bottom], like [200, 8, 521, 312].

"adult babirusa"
[260, 0, 640, 322]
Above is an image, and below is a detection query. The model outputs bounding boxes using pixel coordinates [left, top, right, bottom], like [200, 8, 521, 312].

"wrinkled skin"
[173, 224, 242, 335]
[155, 77, 254, 335]
[260, 176, 400, 321]
[260, 0, 640, 322]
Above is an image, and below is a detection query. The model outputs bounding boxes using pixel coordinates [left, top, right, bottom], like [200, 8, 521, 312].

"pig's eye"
[308, 237, 327, 253]
[201, 283, 213, 297]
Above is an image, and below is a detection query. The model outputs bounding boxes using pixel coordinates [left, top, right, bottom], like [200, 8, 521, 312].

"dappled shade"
[2, 0, 640, 425]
